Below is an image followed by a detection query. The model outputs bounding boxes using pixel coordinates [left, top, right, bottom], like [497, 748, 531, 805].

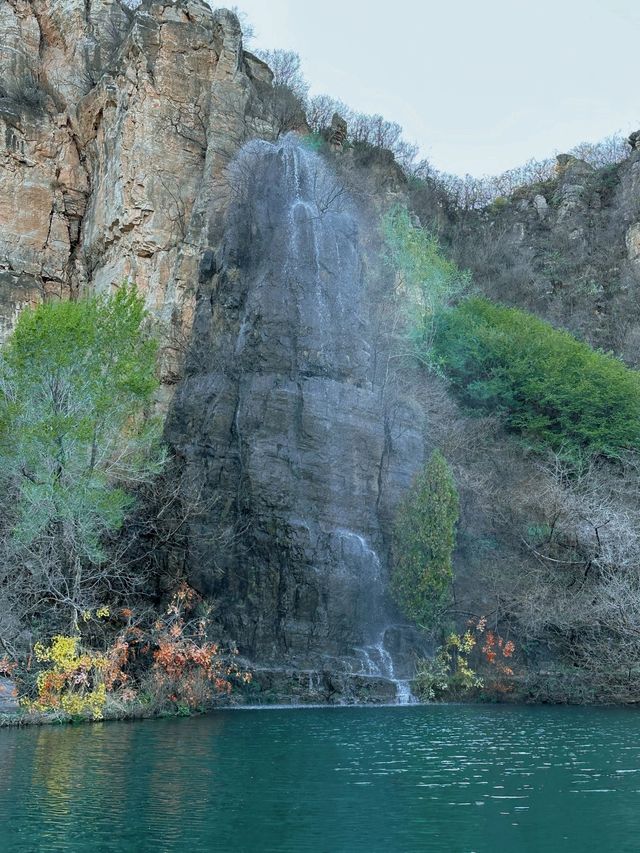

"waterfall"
[338, 530, 417, 704]
[174, 134, 425, 705]
[227, 136, 417, 704]
[355, 629, 417, 705]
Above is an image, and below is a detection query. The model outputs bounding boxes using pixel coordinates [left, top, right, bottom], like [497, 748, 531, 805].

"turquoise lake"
[1, 704, 640, 852]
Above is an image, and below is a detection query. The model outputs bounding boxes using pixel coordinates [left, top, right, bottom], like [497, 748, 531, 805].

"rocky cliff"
[0, 0, 275, 376]
[430, 150, 640, 366]
[3, 0, 640, 704]
[166, 136, 425, 700]
[0, 0, 425, 701]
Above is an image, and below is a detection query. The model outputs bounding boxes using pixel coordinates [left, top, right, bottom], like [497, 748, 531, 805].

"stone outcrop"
[328, 113, 347, 150]
[167, 137, 425, 690]
[442, 148, 640, 365]
[0, 0, 279, 367]
[0, 0, 425, 699]
[0, 677, 18, 711]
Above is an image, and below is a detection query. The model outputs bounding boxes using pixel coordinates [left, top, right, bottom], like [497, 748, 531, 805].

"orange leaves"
[20, 584, 251, 717]
[103, 638, 131, 691]
[176, 582, 199, 605]
[0, 657, 16, 677]
[143, 583, 251, 710]
[479, 627, 516, 666]
[467, 617, 517, 688]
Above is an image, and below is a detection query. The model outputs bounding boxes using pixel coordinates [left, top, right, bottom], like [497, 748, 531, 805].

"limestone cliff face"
[0, 1, 425, 699]
[0, 0, 274, 369]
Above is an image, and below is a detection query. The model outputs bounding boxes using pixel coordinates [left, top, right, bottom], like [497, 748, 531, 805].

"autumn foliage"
[25, 635, 108, 719]
[147, 583, 251, 710]
[0, 657, 16, 677]
[413, 617, 516, 701]
[21, 584, 251, 720]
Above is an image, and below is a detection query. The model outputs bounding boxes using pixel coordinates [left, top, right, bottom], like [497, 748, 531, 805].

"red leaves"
[468, 617, 517, 687]
[144, 583, 250, 709]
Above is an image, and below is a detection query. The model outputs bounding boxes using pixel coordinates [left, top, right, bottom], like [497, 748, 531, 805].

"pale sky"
[234, 0, 639, 177]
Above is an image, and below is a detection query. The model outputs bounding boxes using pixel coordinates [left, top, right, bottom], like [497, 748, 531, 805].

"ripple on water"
[1, 705, 640, 852]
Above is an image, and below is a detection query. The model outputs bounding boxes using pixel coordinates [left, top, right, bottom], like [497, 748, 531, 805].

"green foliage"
[431, 297, 640, 459]
[382, 204, 470, 357]
[391, 450, 459, 629]
[525, 523, 553, 546]
[413, 631, 483, 701]
[0, 286, 163, 627]
[412, 652, 450, 701]
[487, 195, 509, 214]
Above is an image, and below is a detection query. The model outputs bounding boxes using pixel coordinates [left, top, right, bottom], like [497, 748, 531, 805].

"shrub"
[25, 635, 109, 720]
[0, 285, 163, 632]
[0, 71, 48, 114]
[431, 297, 640, 459]
[413, 631, 482, 701]
[391, 450, 459, 629]
[19, 585, 252, 719]
[144, 583, 251, 711]
[412, 621, 515, 701]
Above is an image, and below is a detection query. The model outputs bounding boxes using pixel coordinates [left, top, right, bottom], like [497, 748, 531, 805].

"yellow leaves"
[26, 635, 109, 720]
[22, 585, 250, 719]
[461, 631, 476, 654]
[82, 606, 111, 623]
[446, 630, 476, 654]
[34, 635, 80, 669]
[61, 685, 107, 720]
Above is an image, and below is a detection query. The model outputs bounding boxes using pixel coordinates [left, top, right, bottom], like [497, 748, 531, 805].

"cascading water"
[354, 630, 417, 705]
[170, 134, 425, 704]
[225, 134, 360, 376]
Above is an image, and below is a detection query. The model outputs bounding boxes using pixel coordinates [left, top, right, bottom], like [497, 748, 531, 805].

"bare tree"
[307, 94, 348, 134]
[255, 49, 309, 100]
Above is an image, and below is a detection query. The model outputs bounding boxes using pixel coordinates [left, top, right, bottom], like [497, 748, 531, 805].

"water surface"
[1, 704, 639, 852]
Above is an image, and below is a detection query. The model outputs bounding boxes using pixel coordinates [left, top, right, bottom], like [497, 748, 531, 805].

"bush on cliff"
[431, 297, 640, 460]
[391, 450, 459, 629]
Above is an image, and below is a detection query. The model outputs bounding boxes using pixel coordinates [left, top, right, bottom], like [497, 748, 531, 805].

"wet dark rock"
[167, 137, 425, 698]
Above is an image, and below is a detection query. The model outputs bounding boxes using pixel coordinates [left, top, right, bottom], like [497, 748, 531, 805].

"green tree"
[391, 450, 459, 629]
[382, 204, 470, 358]
[431, 297, 640, 459]
[0, 286, 163, 632]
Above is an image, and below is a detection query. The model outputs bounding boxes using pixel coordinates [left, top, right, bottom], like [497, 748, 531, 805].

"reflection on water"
[2, 705, 640, 852]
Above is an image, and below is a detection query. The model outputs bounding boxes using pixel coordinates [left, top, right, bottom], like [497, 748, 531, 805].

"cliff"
[2, 0, 640, 705]
[1, 0, 426, 701]
[0, 0, 275, 373]
[423, 150, 640, 366]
